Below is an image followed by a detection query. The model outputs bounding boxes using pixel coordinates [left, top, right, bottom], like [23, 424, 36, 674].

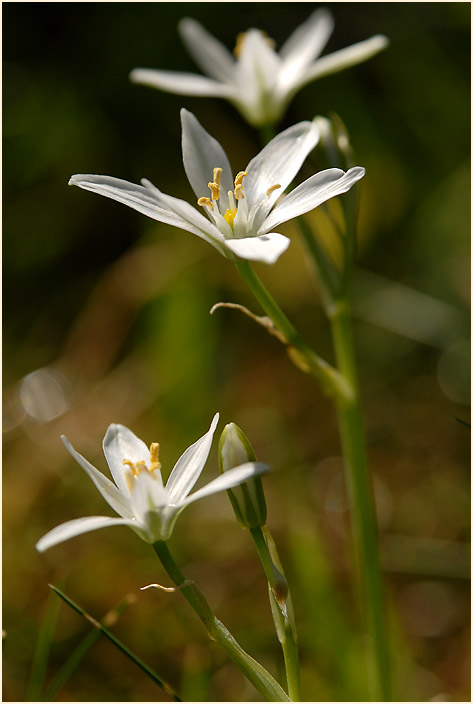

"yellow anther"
[234, 171, 247, 188]
[234, 184, 245, 201]
[208, 181, 220, 201]
[149, 442, 161, 473]
[122, 459, 147, 476]
[266, 183, 281, 196]
[213, 167, 222, 187]
[197, 196, 214, 210]
[234, 31, 274, 58]
[224, 208, 238, 226]
[234, 32, 246, 58]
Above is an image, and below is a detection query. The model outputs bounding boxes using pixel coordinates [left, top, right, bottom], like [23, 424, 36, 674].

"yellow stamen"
[234, 171, 247, 188]
[125, 472, 134, 494]
[213, 167, 222, 187]
[149, 442, 161, 473]
[234, 32, 246, 58]
[224, 208, 238, 226]
[197, 196, 213, 210]
[234, 184, 245, 201]
[208, 181, 220, 201]
[266, 183, 281, 196]
[234, 31, 275, 58]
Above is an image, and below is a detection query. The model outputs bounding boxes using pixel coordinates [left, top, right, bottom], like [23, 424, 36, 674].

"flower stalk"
[152, 541, 291, 702]
[234, 259, 353, 403]
[328, 302, 390, 701]
[251, 527, 301, 701]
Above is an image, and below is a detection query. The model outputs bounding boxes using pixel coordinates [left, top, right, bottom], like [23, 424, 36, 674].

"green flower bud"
[218, 423, 267, 529]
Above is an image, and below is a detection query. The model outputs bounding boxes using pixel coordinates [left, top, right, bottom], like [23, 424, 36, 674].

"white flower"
[129, 9, 388, 127]
[69, 109, 365, 265]
[36, 413, 269, 550]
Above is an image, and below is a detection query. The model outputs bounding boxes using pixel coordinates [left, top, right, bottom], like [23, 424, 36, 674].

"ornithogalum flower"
[70, 109, 365, 265]
[129, 9, 388, 127]
[36, 414, 269, 551]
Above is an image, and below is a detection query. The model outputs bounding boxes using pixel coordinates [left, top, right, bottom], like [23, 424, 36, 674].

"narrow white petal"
[130, 69, 233, 98]
[35, 515, 140, 552]
[181, 462, 270, 506]
[181, 109, 233, 201]
[146, 184, 229, 255]
[297, 35, 390, 89]
[61, 436, 133, 519]
[262, 166, 365, 232]
[179, 18, 236, 83]
[235, 29, 280, 101]
[224, 233, 290, 265]
[278, 9, 334, 83]
[244, 121, 320, 231]
[69, 174, 200, 233]
[103, 424, 163, 493]
[69, 174, 225, 252]
[166, 413, 219, 503]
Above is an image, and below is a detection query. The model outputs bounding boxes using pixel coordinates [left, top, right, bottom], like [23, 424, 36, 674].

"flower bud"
[218, 423, 267, 529]
[314, 114, 355, 171]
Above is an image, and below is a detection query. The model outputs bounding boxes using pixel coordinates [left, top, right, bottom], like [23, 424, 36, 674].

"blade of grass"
[42, 594, 135, 701]
[49, 584, 181, 702]
[27, 588, 62, 701]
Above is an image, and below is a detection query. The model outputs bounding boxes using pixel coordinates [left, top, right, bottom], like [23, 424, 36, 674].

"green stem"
[49, 585, 181, 701]
[234, 259, 352, 404]
[42, 594, 134, 701]
[329, 302, 390, 701]
[251, 527, 301, 701]
[152, 541, 291, 702]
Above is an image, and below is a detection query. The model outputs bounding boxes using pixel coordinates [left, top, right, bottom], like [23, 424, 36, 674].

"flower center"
[123, 443, 161, 492]
[197, 167, 248, 228]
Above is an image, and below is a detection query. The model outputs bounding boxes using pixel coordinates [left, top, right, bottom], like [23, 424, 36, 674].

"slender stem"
[234, 259, 352, 404]
[251, 527, 301, 701]
[49, 585, 181, 701]
[250, 526, 275, 585]
[329, 303, 390, 701]
[42, 594, 135, 701]
[259, 122, 276, 144]
[152, 541, 291, 702]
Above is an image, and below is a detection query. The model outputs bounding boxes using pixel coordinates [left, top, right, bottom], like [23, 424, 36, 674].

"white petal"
[181, 462, 270, 506]
[224, 233, 290, 265]
[103, 424, 163, 494]
[278, 9, 334, 86]
[69, 174, 224, 250]
[130, 68, 233, 98]
[69, 174, 200, 233]
[61, 436, 133, 519]
[234, 29, 280, 113]
[179, 18, 236, 83]
[244, 121, 320, 231]
[35, 515, 141, 552]
[297, 35, 389, 89]
[180, 109, 234, 201]
[262, 166, 365, 232]
[166, 413, 219, 503]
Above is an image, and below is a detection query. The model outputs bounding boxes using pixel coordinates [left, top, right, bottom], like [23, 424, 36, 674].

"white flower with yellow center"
[129, 9, 388, 127]
[36, 414, 269, 551]
[69, 110, 365, 265]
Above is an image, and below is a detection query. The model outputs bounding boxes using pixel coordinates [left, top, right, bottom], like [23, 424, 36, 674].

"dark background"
[3, 3, 470, 701]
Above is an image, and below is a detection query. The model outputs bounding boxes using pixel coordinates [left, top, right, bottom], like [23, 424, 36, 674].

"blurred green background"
[3, 2, 470, 701]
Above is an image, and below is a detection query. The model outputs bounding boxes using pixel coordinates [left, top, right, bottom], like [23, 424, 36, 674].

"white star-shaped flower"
[36, 414, 269, 550]
[70, 109, 365, 265]
[130, 9, 388, 127]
